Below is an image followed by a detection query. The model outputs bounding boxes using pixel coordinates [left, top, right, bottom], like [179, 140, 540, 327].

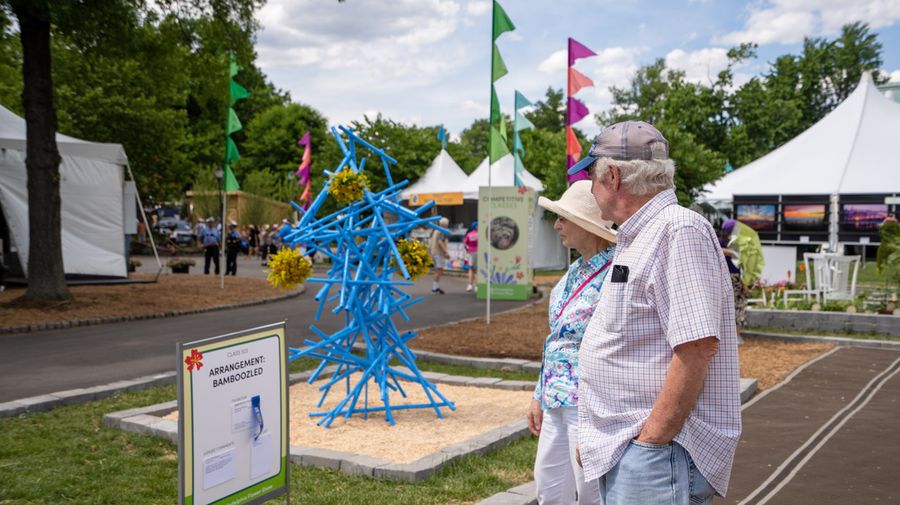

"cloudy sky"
[255, 0, 900, 138]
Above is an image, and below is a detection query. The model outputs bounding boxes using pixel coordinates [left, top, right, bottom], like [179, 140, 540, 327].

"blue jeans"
[599, 440, 715, 505]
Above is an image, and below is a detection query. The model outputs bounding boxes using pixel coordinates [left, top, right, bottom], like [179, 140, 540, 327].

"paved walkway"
[718, 346, 900, 504]
[0, 256, 530, 402]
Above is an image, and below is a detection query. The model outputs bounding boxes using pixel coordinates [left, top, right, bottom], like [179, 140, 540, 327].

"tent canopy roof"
[0, 104, 127, 164]
[461, 155, 544, 199]
[703, 73, 900, 202]
[401, 149, 468, 199]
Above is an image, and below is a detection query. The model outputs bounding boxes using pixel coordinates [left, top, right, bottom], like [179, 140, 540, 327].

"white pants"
[535, 407, 603, 505]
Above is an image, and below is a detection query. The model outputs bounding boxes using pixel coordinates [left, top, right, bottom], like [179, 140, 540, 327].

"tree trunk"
[12, 0, 71, 302]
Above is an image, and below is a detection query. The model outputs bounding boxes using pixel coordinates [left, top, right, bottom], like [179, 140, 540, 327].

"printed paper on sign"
[231, 398, 253, 433]
[250, 432, 275, 479]
[203, 448, 236, 490]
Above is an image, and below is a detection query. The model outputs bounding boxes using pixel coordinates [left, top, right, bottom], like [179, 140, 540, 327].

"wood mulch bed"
[413, 303, 833, 390]
[0, 274, 293, 329]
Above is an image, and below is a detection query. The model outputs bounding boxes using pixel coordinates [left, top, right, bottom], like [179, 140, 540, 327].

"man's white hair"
[591, 156, 676, 196]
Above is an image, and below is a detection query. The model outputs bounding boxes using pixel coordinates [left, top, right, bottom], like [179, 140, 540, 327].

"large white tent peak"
[461, 155, 544, 199]
[400, 149, 468, 199]
[703, 73, 900, 202]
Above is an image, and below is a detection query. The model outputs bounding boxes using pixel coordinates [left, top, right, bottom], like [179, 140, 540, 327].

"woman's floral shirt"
[533, 247, 615, 410]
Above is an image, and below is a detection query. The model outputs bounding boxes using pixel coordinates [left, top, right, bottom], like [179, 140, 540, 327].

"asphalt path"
[0, 256, 531, 402]
[717, 346, 900, 504]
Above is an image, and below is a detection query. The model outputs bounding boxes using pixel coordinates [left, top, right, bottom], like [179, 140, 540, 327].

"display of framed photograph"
[735, 204, 776, 231]
[842, 203, 889, 231]
[782, 204, 827, 231]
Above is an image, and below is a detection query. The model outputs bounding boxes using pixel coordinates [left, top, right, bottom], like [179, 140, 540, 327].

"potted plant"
[167, 257, 196, 274]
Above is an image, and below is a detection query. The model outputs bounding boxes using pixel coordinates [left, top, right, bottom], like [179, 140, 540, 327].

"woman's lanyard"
[554, 260, 611, 320]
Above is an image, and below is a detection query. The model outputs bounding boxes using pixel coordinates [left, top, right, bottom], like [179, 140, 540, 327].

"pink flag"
[295, 131, 312, 209]
[568, 38, 596, 67]
[568, 67, 594, 96]
[567, 97, 590, 125]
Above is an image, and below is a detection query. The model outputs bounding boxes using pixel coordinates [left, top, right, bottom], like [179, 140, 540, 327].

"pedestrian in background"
[429, 217, 450, 294]
[464, 220, 478, 293]
[201, 219, 221, 275]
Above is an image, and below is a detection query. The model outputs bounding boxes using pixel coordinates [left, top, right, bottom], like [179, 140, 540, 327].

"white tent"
[703, 73, 900, 202]
[461, 154, 544, 199]
[0, 104, 128, 278]
[400, 149, 468, 200]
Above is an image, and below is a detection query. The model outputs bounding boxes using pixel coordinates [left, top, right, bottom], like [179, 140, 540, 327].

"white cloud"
[717, 0, 900, 46]
[257, 0, 465, 82]
[890, 70, 900, 82]
[465, 0, 490, 16]
[462, 99, 489, 115]
[537, 50, 567, 74]
[665, 48, 730, 84]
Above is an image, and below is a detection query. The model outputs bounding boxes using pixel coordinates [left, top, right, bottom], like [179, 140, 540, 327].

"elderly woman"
[529, 180, 616, 505]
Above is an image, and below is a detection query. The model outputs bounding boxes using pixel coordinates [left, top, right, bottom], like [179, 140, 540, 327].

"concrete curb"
[743, 330, 900, 350]
[0, 371, 176, 419]
[0, 285, 305, 336]
[104, 368, 534, 483]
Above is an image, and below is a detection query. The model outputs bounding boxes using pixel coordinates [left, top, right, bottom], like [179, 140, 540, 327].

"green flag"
[226, 137, 240, 165]
[489, 126, 510, 163]
[491, 43, 508, 82]
[492, 0, 515, 40]
[230, 80, 249, 105]
[490, 87, 501, 126]
[224, 165, 240, 192]
[498, 112, 507, 143]
[227, 108, 242, 135]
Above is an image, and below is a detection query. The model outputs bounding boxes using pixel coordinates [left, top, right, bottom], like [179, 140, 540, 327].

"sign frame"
[177, 322, 289, 505]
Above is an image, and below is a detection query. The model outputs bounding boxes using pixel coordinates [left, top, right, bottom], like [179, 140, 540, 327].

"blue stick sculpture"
[281, 125, 456, 427]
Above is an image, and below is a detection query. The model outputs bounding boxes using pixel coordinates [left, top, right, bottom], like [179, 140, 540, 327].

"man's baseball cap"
[567, 120, 669, 176]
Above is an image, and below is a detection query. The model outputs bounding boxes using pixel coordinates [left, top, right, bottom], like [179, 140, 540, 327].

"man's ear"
[609, 165, 621, 191]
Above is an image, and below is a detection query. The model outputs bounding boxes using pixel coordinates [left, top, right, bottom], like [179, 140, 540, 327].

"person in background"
[201, 219, 221, 275]
[225, 221, 241, 276]
[136, 219, 147, 244]
[570, 120, 741, 504]
[259, 224, 270, 264]
[718, 218, 764, 340]
[464, 221, 478, 293]
[429, 217, 450, 294]
[249, 225, 259, 259]
[529, 181, 616, 505]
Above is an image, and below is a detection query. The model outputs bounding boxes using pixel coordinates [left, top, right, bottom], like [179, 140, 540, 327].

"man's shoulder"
[655, 204, 715, 236]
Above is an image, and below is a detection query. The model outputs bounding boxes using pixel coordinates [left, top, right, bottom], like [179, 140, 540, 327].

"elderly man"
[570, 121, 741, 504]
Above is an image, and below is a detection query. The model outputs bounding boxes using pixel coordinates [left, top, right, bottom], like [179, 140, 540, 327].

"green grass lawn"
[0, 361, 538, 505]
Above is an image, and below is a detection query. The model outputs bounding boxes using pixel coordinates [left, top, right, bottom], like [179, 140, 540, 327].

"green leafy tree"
[526, 87, 566, 131]
[349, 114, 441, 192]
[238, 102, 333, 202]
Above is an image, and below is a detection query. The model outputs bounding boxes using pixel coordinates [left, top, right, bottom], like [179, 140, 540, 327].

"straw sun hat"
[538, 180, 617, 244]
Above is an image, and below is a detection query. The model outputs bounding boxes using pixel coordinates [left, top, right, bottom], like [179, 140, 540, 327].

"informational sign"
[477, 186, 534, 300]
[178, 323, 289, 505]
[408, 192, 464, 206]
[884, 196, 900, 205]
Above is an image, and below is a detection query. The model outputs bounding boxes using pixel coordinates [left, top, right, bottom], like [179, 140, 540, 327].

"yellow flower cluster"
[389, 238, 431, 280]
[266, 247, 313, 290]
[327, 167, 369, 205]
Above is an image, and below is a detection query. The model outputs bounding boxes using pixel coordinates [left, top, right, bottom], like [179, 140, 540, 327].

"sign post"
[177, 322, 289, 505]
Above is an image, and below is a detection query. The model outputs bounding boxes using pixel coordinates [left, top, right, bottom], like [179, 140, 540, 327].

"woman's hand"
[527, 399, 543, 436]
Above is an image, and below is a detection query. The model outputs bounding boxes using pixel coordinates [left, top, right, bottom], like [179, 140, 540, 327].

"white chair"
[783, 253, 829, 305]
[822, 255, 860, 302]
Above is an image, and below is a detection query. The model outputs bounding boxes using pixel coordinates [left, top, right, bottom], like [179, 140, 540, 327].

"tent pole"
[125, 162, 162, 280]
[829, 193, 839, 253]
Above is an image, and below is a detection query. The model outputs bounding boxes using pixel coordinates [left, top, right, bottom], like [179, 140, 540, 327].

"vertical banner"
[477, 187, 534, 300]
[178, 323, 289, 505]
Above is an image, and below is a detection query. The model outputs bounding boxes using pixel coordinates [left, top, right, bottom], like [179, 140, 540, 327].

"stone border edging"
[746, 308, 900, 337]
[0, 371, 177, 419]
[0, 285, 305, 335]
[742, 330, 900, 349]
[103, 366, 535, 482]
